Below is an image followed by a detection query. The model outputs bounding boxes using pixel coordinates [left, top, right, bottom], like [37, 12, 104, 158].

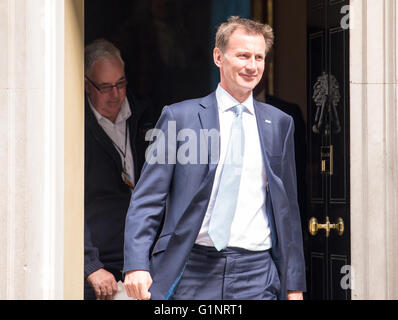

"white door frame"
[350, 0, 398, 300]
[0, 0, 84, 299]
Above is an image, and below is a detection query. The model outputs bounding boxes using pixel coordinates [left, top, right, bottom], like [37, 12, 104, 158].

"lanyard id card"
[122, 170, 134, 190]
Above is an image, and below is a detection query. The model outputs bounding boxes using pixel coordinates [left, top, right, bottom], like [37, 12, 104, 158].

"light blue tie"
[208, 104, 245, 251]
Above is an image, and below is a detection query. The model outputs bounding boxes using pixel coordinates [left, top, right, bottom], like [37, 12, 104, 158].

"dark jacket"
[84, 90, 154, 280]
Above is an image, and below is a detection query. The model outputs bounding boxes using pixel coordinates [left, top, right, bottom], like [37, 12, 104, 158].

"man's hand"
[287, 290, 303, 300]
[124, 270, 152, 300]
[87, 268, 118, 300]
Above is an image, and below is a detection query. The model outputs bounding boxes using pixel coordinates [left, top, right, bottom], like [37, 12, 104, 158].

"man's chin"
[107, 103, 122, 110]
[238, 83, 258, 93]
[238, 78, 260, 88]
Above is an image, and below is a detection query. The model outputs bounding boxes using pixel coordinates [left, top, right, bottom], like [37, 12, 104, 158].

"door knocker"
[312, 72, 342, 135]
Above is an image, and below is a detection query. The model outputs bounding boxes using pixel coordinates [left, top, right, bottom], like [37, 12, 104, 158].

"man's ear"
[213, 47, 223, 68]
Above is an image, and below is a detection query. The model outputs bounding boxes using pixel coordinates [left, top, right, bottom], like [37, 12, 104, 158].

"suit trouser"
[171, 244, 280, 300]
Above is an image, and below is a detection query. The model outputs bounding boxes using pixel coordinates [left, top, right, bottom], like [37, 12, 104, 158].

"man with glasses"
[84, 39, 153, 300]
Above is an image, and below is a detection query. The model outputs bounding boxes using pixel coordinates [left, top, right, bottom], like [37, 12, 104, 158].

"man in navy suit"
[123, 16, 306, 300]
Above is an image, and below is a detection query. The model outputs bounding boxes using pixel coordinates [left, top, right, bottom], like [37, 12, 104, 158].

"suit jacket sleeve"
[123, 106, 175, 273]
[281, 117, 307, 292]
[84, 218, 105, 278]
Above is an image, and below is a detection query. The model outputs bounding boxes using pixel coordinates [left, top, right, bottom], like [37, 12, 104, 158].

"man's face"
[85, 56, 127, 122]
[214, 28, 266, 101]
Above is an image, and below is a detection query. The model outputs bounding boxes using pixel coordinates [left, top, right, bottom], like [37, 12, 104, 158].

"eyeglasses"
[85, 76, 128, 94]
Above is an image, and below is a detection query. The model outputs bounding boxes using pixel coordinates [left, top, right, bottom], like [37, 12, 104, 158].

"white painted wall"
[0, 0, 65, 299]
[350, 0, 398, 299]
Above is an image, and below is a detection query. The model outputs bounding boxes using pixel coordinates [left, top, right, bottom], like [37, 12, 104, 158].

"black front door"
[306, 0, 350, 300]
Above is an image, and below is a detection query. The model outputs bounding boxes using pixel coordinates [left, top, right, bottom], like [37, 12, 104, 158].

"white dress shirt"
[88, 98, 135, 184]
[195, 84, 272, 251]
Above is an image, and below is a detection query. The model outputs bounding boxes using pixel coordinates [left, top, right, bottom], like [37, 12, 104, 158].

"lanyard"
[109, 121, 135, 190]
[109, 121, 129, 172]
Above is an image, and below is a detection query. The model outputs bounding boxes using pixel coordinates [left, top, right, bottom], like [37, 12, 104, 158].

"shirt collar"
[215, 84, 254, 115]
[88, 97, 131, 124]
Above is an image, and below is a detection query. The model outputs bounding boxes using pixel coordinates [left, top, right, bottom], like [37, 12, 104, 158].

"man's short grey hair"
[85, 39, 125, 76]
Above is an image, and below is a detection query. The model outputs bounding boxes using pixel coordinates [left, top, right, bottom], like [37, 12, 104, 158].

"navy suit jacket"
[123, 92, 306, 300]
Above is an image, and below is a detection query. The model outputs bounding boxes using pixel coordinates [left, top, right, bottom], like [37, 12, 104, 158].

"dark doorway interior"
[86, 0, 210, 121]
[85, 0, 253, 121]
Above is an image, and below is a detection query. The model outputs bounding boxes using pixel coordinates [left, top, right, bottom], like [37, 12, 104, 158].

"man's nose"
[109, 86, 120, 98]
[245, 57, 257, 72]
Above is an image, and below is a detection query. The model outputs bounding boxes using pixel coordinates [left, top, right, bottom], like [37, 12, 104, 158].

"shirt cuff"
[84, 260, 104, 279]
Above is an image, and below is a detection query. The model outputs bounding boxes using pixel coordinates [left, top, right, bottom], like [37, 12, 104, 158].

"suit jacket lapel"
[253, 100, 274, 166]
[253, 100, 280, 249]
[198, 92, 220, 170]
[169, 92, 220, 244]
